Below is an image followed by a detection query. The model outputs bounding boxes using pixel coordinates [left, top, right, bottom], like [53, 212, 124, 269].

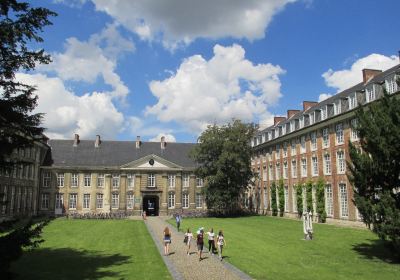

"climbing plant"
[315, 178, 327, 223]
[278, 179, 285, 217]
[305, 180, 313, 213]
[295, 184, 303, 218]
[271, 182, 278, 216]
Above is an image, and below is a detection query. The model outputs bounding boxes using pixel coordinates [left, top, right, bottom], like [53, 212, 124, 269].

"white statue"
[303, 211, 313, 240]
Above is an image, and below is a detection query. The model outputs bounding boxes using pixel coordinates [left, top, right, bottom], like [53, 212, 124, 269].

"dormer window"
[366, 85, 376, 102]
[385, 75, 398, 94]
[321, 107, 326, 120]
[349, 94, 357, 109]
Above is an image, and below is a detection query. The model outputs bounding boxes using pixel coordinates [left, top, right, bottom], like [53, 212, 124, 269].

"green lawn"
[169, 216, 399, 280]
[12, 218, 171, 280]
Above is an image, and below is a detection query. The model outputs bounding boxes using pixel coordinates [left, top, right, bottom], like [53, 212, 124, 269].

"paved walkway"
[144, 216, 252, 280]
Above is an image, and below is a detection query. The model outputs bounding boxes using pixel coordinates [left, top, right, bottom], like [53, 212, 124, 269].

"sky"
[19, 0, 400, 143]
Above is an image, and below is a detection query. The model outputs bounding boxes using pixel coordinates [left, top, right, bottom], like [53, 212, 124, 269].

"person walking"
[207, 228, 216, 255]
[217, 230, 226, 261]
[184, 228, 193, 255]
[196, 228, 205, 261]
[175, 214, 181, 232]
[163, 227, 172, 256]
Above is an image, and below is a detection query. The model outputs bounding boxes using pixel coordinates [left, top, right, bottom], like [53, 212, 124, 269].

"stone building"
[0, 137, 49, 221]
[250, 64, 399, 223]
[38, 136, 206, 216]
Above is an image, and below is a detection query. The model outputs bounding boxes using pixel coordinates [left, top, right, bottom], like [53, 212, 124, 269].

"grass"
[11, 218, 171, 280]
[169, 216, 400, 280]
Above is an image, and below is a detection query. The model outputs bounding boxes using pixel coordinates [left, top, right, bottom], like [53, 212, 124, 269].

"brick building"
[38, 135, 206, 216]
[250, 64, 399, 223]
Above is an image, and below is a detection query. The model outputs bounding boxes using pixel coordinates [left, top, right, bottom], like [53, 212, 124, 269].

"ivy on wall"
[271, 181, 278, 216]
[295, 184, 303, 218]
[278, 179, 285, 217]
[305, 180, 313, 213]
[315, 178, 327, 223]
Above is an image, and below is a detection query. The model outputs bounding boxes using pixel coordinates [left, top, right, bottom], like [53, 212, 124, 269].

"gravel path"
[145, 216, 252, 280]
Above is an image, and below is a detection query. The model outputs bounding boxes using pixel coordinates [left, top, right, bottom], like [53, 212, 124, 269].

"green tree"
[0, 0, 56, 169]
[348, 92, 400, 252]
[191, 120, 257, 215]
[295, 185, 303, 218]
[305, 180, 313, 213]
[315, 178, 327, 223]
[278, 179, 285, 217]
[271, 182, 278, 216]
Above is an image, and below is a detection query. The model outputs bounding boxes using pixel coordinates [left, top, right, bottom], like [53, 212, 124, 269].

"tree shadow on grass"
[352, 239, 399, 264]
[12, 248, 131, 280]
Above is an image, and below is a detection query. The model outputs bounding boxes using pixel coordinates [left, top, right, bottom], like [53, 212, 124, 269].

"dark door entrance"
[143, 195, 159, 216]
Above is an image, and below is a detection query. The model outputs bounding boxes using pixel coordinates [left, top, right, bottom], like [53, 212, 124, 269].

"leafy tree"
[296, 185, 303, 218]
[0, 0, 56, 169]
[348, 92, 400, 252]
[315, 178, 327, 223]
[278, 179, 285, 216]
[305, 180, 313, 213]
[271, 182, 278, 216]
[0, 219, 49, 278]
[191, 120, 257, 215]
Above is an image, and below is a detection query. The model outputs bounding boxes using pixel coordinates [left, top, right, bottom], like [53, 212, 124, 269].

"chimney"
[136, 136, 141, 149]
[73, 134, 80, 147]
[274, 116, 286, 126]
[287, 110, 300, 119]
[303, 101, 318, 112]
[362, 69, 382, 84]
[161, 136, 166, 149]
[95, 135, 101, 148]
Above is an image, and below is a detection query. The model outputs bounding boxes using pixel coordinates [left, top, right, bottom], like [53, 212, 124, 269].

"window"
[57, 173, 64, 187]
[196, 177, 203, 187]
[339, 183, 348, 217]
[386, 76, 397, 94]
[69, 194, 77, 209]
[283, 162, 288, 179]
[276, 144, 280, 158]
[27, 190, 32, 211]
[321, 108, 326, 120]
[127, 193, 134, 209]
[97, 174, 104, 188]
[43, 172, 51, 187]
[96, 193, 103, 209]
[320, 129, 328, 150]
[183, 174, 189, 188]
[292, 186, 297, 212]
[284, 186, 289, 212]
[283, 142, 287, 157]
[2, 186, 7, 214]
[325, 184, 333, 217]
[83, 194, 90, 209]
[10, 188, 15, 214]
[71, 173, 78, 187]
[349, 94, 357, 109]
[275, 163, 280, 180]
[112, 174, 120, 189]
[112, 193, 119, 209]
[323, 153, 331, 175]
[311, 132, 317, 151]
[263, 188, 268, 209]
[41, 193, 49, 209]
[337, 151, 345, 174]
[168, 174, 175, 188]
[300, 136, 306, 153]
[335, 123, 344, 145]
[195, 193, 203, 208]
[351, 119, 359, 141]
[301, 158, 307, 177]
[312, 156, 318, 176]
[366, 86, 375, 102]
[168, 192, 175, 209]
[55, 193, 63, 209]
[268, 164, 273, 180]
[127, 174, 135, 189]
[84, 174, 91, 187]
[148, 173, 155, 188]
[291, 160, 297, 178]
[291, 140, 296, 156]
[182, 193, 189, 208]
[263, 166, 267, 181]
[16, 188, 21, 212]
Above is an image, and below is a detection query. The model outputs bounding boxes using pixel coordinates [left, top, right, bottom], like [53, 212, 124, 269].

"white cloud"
[318, 93, 332, 102]
[322, 53, 399, 92]
[43, 23, 134, 100]
[17, 73, 125, 140]
[145, 44, 285, 133]
[92, 0, 296, 49]
[149, 133, 177, 143]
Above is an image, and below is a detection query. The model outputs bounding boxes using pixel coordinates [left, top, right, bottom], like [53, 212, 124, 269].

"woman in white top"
[184, 228, 193, 255]
[217, 230, 226, 261]
[207, 228, 216, 255]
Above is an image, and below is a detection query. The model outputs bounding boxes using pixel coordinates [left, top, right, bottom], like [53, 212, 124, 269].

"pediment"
[121, 154, 182, 170]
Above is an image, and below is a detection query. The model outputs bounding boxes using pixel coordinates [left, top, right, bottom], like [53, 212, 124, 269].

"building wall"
[38, 169, 206, 216]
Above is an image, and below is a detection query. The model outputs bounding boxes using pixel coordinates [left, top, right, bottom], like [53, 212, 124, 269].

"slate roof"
[45, 140, 198, 168]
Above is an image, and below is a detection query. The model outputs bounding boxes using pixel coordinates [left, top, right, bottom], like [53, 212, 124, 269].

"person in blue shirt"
[175, 214, 181, 232]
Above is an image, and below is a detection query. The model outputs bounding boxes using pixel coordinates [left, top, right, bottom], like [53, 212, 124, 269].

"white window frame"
[55, 193, 63, 209]
[339, 183, 348, 218]
[337, 151, 346, 174]
[268, 164, 273, 181]
[275, 163, 280, 180]
[69, 193, 77, 209]
[168, 174, 176, 189]
[291, 160, 297, 178]
[127, 193, 134, 209]
[84, 173, 91, 187]
[300, 136, 306, 154]
[41, 193, 49, 210]
[325, 184, 333, 217]
[148, 173, 155, 188]
[312, 156, 318, 177]
[183, 174, 189, 188]
[57, 173, 64, 188]
[127, 174, 135, 190]
[283, 161, 288, 179]
[111, 193, 119, 209]
[350, 119, 359, 141]
[311, 131, 317, 151]
[291, 140, 296, 156]
[322, 128, 330, 148]
[301, 158, 307, 177]
[182, 193, 189, 208]
[168, 192, 175, 209]
[195, 193, 203, 208]
[43, 171, 51, 188]
[83, 194, 90, 209]
[323, 153, 331, 175]
[335, 123, 344, 145]
[96, 193, 103, 209]
[71, 173, 78, 187]
[196, 177, 203, 187]
[112, 174, 120, 189]
[97, 173, 104, 188]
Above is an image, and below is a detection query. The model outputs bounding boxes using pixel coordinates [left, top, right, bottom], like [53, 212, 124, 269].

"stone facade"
[250, 64, 400, 223]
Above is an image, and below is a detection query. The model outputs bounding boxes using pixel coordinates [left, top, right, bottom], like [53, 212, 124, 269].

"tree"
[278, 179, 285, 217]
[295, 184, 303, 218]
[315, 178, 327, 223]
[0, 0, 56, 169]
[191, 120, 257, 215]
[348, 92, 400, 252]
[271, 182, 278, 216]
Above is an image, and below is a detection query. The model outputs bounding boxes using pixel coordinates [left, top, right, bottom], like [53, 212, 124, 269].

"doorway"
[143, 195, 159, 216]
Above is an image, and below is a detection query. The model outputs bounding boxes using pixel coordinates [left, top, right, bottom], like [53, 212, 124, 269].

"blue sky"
[20, 0, 400, 143]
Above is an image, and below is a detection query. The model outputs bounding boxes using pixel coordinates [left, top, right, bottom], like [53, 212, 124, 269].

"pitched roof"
[45, 140, 197, 168]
